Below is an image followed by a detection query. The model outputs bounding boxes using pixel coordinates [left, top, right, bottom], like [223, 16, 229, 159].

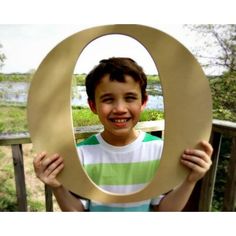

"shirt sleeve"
[150, 194, 165, 206]
[69, 191, 89, 211]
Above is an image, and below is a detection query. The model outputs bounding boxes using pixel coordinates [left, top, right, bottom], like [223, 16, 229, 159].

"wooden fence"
[0, 119, 235, 211]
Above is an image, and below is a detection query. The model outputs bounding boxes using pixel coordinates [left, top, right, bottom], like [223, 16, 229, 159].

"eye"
[125, 95, 138, 102]
[101, 97, 114, 103]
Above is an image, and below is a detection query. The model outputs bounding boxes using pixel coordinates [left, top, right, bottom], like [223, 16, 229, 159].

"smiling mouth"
[110, 118, 130, 123]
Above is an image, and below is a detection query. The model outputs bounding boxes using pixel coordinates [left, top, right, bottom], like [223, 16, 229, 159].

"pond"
[0, 81, 164, 110]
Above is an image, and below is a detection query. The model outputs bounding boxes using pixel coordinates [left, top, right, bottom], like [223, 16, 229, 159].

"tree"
[186, 24, 236, 75]
[0, 43, 6, 70]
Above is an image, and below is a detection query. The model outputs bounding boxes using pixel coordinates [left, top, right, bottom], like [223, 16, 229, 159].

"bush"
[210, 73, 236, 122]
[209, 72, 236, 211]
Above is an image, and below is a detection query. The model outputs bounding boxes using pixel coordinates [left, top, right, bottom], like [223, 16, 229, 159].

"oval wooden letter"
[27, 24, 212, 203]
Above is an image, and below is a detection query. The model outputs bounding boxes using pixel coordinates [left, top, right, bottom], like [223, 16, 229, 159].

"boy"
[33, 57, 213, 211]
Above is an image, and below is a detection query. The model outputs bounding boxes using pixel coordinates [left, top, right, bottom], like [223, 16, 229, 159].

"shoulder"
[140, 132, 163, 150]
[140, 133, 163, 161]
[142, 132, 162, 143]
[77, 135, 99, 147]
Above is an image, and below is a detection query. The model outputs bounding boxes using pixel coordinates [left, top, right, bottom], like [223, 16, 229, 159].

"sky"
[0, 0, 233, 76]
[0, 24, 227, 76]
[0, 24, 203, 75]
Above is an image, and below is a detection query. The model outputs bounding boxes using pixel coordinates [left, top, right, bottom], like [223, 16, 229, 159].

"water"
[0, 81, 29, 104]
[0, 82, 164, 110]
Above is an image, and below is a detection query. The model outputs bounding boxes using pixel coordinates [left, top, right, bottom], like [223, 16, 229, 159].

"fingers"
[40, 153, 61, 171]
[33, 152, 64, 187]
[181, 154, 211, 173]
[182, 148, 212, 166]
[200, 140, 213, 157]
[33, 151, 46, 169]
[43, 155, 64, 177]
[181, 141, 213, 183]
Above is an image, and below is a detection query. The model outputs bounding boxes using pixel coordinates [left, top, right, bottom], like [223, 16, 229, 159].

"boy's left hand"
[181, 141, 213, 183]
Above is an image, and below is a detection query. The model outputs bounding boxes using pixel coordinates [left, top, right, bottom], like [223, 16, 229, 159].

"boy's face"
[88, 74, 147, 145]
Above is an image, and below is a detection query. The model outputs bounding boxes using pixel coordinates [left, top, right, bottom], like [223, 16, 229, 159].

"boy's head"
[85, 57, 148, 104]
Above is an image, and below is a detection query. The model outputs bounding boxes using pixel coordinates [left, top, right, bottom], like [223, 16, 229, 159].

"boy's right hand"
[33, 152, 64, 188]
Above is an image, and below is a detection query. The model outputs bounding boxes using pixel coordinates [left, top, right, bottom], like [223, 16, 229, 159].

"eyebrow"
[125, 92, 139, 97]
[99, 93, 113, 100]
[99, 92, 139, 100]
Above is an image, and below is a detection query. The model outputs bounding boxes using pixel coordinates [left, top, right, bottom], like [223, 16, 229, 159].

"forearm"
[157, 180, 196, 211]
[52, 185, 85, 211]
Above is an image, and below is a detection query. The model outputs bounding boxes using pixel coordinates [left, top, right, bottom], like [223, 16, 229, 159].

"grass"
[73, 74, 160, 86]
[140, 109, 164, 121]
[0, 73, 32, 83]
[0, 104, 164, 133]
[0, 144, 51, 211]
[0, 73, 161, 85]
[72, 106, 100, 127]
[0, 155, 45, 211]
[0, 105, 28, 133]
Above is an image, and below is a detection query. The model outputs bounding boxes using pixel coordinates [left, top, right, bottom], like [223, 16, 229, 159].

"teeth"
[113, 119, 128, 123]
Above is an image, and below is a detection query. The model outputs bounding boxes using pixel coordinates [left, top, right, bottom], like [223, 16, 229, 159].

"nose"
[113, 100, 127, 113]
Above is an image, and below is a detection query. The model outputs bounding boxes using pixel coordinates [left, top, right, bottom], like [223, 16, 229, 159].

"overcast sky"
[0, 24, 201, 75]
[0, 1, 232, 75]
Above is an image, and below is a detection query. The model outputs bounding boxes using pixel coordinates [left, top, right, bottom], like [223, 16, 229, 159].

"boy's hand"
[181, 141, 213, 183]
[33, 152, 64, 188]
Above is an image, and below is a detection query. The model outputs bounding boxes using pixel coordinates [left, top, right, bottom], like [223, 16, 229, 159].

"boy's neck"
[101, 129, 139, 146]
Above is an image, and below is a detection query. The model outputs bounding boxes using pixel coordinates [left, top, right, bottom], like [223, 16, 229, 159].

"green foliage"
[74, 74, 86, 86]
[72, 74, 160, 86]
[0, 149, 44, 211]
[147, 75, 160, 85]
[0, 104, 164, 133]
[0, 73, 32, 82]
[0, 173, 44, 212]
[0, 158, 17, 211]
[208, 72, 236, 211]
[140, 109, 164, 121]
[0, 105, 28, 132]
[210, 73, 236, 122]
[72, 106, 100, 127]
[27, 199, 44, 212]
[0, 180, 18, 211]
[211, 137, 233, 211]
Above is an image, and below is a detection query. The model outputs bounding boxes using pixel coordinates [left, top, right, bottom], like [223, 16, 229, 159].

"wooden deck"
[0, 119, 235, 211]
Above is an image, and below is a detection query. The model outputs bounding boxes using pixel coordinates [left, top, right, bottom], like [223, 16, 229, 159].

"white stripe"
[77, 141, 163, 165]
[97, 184, 164, 206]
[99, 183, 148, 194]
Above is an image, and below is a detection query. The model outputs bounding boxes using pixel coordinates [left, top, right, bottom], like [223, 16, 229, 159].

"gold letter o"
[27, 25, 212, 203]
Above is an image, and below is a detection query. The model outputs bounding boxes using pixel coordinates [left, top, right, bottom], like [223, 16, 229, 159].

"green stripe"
[77, 135, 99, 146]
[89, 204, 150, 212]
[84, 160, 160, 185]
[142, 133, 162, 142]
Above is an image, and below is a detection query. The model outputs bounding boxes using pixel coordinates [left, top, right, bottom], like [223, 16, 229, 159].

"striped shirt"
[76, 131, 163, 211]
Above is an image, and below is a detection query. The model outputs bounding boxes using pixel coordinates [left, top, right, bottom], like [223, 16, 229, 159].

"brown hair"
[85, 57, 147, 103]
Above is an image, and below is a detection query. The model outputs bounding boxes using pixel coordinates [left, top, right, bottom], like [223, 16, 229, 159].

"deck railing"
[0, 119, 235, 211]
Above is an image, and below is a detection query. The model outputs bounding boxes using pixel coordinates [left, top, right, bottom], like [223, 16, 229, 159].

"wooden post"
[11, 144, 28, 211]
[198, 132, 222, 211]
[223, 137, 236, 211]
[45, 185, 53, 212]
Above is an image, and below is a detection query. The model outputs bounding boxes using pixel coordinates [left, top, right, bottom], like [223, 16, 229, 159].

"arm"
[33, 152, 85, 211]
[155, 141, 213, 211]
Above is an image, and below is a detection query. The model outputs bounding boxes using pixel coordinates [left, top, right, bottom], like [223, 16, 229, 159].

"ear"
[141, 94, 148, 111]
[88, 99, 97, 114]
